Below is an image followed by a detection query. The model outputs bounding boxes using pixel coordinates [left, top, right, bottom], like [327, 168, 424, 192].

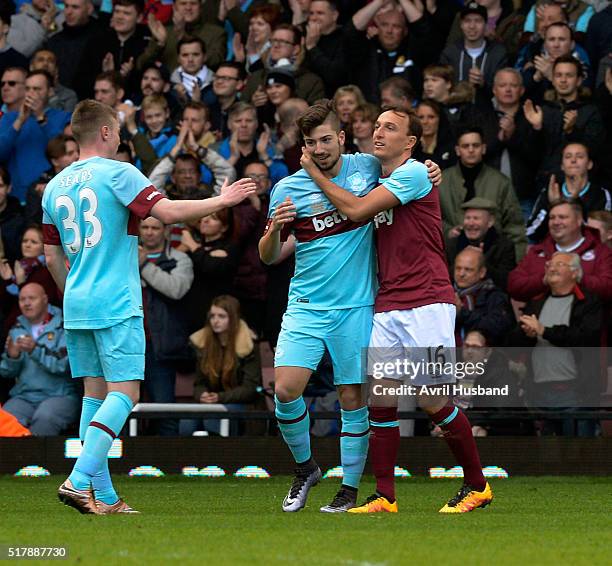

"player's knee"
[337, 385, 363, 410]
[273, 383, 300, 404]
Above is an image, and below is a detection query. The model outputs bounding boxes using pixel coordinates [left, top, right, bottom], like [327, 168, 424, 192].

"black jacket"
[468, 101, 542, 201]
[536, 96, 606, 182]
[0, 196, 25, 264]
[46, 19, 101, 93]
[447, 227, 516, 291]
[455, 279, 515, 345]
[184, 238, 240, 332]
[344, 18, 436, 104]
[75, 25, 152, 99]
[303, 26, 350, 97]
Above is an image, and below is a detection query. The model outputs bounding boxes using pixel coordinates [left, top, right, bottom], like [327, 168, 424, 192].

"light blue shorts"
[65, 316, 145, 382]
[275, 305, 373, 385]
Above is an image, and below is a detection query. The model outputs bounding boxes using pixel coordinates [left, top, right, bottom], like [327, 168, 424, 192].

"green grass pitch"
[1, 476, 611, 565]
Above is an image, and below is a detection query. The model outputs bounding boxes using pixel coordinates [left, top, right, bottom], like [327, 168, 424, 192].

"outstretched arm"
[151, 178, 256, 224]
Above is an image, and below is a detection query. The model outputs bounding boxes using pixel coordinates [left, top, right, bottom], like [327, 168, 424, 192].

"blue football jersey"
[42, 157, 165, 329]
[267, 153, 381, 310]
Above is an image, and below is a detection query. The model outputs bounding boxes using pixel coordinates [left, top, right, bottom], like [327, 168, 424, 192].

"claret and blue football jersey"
[42, 157, 165, 329]
[266, 153, 381, 310]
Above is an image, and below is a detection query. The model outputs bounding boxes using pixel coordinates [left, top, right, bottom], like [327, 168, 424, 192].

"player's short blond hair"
[71, 99, 118, 145]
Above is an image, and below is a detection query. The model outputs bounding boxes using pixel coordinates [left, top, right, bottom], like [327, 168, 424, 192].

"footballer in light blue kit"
[259, 101, 381, 514]
[42, 100, 257, 515]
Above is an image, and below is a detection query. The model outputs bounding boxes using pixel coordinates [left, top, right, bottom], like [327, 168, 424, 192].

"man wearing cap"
[439, 125, 527, 260]
[446, 196, 517, 291]
[440, 1, 508, 92]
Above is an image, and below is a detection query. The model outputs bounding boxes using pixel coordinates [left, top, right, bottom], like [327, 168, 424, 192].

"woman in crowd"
[333, 85, 367, 128]
[180, 295, 262, 436]
[346, 103, 379, 155]
[0, 225, 61, 325]
[233, 4, 282, 73]
[414, 99, 457, 171]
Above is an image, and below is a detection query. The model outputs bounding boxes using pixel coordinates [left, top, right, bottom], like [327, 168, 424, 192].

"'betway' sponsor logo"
[312, 210, 349, 232]
[374, 209, 393, 228]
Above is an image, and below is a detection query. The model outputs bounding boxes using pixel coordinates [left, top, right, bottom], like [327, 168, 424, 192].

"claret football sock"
[69, 392, 133, 491]
[340, 406, 369, 489]
[368, 406, 400, 502]
[79, 397, 119, 504]
[275, 396, 312, 464]
[431, 404, 486, 491]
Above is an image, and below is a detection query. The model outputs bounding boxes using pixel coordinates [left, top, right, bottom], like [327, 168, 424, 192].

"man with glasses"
[242, 24, 324, 105]
[0, 70, 70, 202]
[1, 67, 26, 113]
[209, 62, 245, 139]
[509, 251, 602, 436]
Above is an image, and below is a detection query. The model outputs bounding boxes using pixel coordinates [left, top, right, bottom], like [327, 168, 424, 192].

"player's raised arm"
[150, 177, 257, 224]
[259, 197, 296, 265]
[300, 149, 399, 222]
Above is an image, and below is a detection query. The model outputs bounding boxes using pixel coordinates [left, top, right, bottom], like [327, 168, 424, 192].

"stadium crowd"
[0, 0, 610, 438]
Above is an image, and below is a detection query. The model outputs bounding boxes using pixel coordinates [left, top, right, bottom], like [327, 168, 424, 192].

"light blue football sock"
[340, 406, 369, 489]
[69, 392, 133, 491]
[79, 397, 119, 504]
[275, 396, 311, 465]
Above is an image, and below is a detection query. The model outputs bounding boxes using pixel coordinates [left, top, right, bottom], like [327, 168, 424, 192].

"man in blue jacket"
[0, 282, 78, 435]
[0, 70, 70, 202]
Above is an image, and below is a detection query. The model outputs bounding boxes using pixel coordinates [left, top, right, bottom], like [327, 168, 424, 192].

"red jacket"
[508, 227, 612, 302]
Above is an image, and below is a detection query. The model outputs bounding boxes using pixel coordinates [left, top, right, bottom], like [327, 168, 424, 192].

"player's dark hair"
[297, 99, 340, 137]
[552, 54, 582, 77]
[549, 196, 586, 221]
[380, 106, 423, 141]
[71, 99, 119, 145]
[177, 35, 207, 55]
[456, 125, 484, 143]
